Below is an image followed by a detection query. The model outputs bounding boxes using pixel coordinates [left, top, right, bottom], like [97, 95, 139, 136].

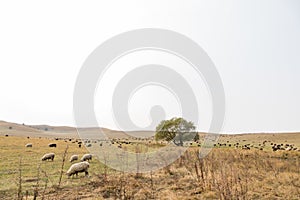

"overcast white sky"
[0, 0, 299, 133]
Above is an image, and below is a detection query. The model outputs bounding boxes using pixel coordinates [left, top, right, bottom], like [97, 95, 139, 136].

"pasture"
[0, 124, 300, 199]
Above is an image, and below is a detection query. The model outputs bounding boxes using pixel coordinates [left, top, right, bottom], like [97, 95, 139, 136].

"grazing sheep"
[41, 153, 55, 161]
[286, 147, 292, 151]
[272, 145, 279, 151]
[80, 154, 92, 162]
[48, 143, 57, 148]
[86, 144, 92, 147]
[69, 155, 79, 162]
[242, 145, 250, 150]
[25, 143, 32, 148]
[66, 161, 90, 178]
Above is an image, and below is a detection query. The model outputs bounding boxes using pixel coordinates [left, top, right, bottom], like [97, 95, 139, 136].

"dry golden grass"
[0, 134, 300, 199]
[0, 135, 106, 199]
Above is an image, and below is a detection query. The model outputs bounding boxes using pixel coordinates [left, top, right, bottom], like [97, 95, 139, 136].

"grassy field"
[0, 136, 101, 197]
[0, 135, 299, 199]
[0, 121, 300, 199]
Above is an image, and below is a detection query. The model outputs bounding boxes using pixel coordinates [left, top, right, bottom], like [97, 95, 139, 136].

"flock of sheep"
[25, 142, 93, 178]
[271, 143, 299, 152]
[214, 140, 300, 152]
[23, 136, 299, 179]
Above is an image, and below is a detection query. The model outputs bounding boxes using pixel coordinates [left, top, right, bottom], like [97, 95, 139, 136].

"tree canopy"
[155, 117, 198, 146]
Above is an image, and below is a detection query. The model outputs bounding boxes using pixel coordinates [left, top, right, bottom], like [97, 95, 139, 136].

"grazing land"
[0, 121, 299, 199]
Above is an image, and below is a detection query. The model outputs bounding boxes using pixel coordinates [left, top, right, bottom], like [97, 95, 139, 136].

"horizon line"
[1, 120, 299, 135]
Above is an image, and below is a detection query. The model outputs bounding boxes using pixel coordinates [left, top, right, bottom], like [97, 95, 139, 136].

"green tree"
[155, 117, 197, 146]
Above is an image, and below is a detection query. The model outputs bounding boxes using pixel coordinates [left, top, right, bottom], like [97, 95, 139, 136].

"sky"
[0, 0, 299, 133]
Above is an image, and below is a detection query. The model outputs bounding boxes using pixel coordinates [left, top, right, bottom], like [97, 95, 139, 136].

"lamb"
[41, 153, 55, 161]
[80, 154, 92, 162]
[25, 143, 32, 147]
[66, 161, 90, 178]
[69, 155, 79, 162]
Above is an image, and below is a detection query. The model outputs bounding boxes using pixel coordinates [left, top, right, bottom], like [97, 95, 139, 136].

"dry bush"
[47, 147, 299, 199]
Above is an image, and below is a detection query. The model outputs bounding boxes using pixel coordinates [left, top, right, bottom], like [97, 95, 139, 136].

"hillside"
[0, 120, 299, 146]
[0, 121, 153, 139]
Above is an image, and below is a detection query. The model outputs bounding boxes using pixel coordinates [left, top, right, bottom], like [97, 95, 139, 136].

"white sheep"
[66, 161, 90, 178]
[286, 147, 292, 151]
[86, 144, 92, 147]
[41, 153, 55, 161]
[80, 154, 92, 162]
[25, 143, 32, 147]
[69, 155, 79, 162]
